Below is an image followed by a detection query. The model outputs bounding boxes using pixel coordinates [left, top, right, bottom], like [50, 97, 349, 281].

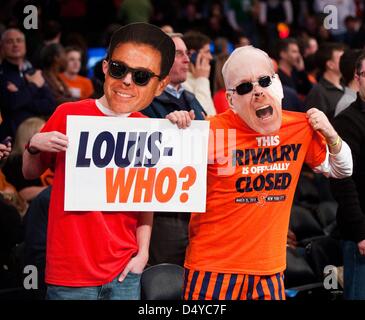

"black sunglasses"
[108, 60, 161, 86]
[228, 75, 274, 95]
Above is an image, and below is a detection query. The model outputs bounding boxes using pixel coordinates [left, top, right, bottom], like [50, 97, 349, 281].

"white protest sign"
[65, 116, 209, 212]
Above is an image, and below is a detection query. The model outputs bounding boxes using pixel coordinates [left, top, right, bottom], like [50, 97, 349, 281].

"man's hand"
[30, 131, 69, 153]
[306, 108, 341, 153]
[294, 55, 305, 71]
[25, 70, 45, 88]
[7, 81, 18, 92]
[166, 110, 195, 129]
[358, 240, 365, 256]
[118, 253, 148, 282]
[287, 229, 298, 249]
[0, 143, 12, 160]
[190, 52, 211, 79]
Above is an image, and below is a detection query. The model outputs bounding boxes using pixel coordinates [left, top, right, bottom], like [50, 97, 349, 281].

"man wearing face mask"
[181, 46, 353, 300]
[22, 23, 192, 300]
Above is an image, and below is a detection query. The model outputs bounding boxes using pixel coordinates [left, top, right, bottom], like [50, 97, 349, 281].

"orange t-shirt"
[59, 73, 94, 100]
[185, 109, 327, 275]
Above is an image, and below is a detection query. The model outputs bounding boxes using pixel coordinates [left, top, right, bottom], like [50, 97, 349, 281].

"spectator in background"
[0, 134, 24, 289]
[161, 25, 174, 34]
[59, 46, 94, 100]
[233, 33, 251, 48]
[90, 23, 122, 99]
[213, 53, 230, 114]
[177, 2, 205, 33]
[299, 36, 319, 84]
[277, 38, 313, 96]
[31, 20, 62, 69]
[259, 0, 293, 26]
[335, 49, 363, 117]
[205, 2, 234, 40]
[281, 85, 305, 112]
[63, 32, 89, 76]
[330, 52, 365, 300]
[344, 15, 362, 48]
[214, 37, 230, 56]
[271, 55, 304, 112]
[0, 28, 56, 141]
[0, 137, 28, 218]
[313, 0, 356, 42]
[58, 0, 87, 33]
[23, 186, 51, 300]
[2, 117, 52, 203]
[0, 189, 22, 289]
[0, 140, 11, 162]
[258, 0, 293, 49]
[226, 0, 259, 46]
[142, 33, 205, 121]
[182, 31, 216, 115]
[300, 36, 318, 59]
[40, 43, 77, 106]
[304, 43, 345, 120]
[117, 0, 152, 24]
[142, 33, 205, 266]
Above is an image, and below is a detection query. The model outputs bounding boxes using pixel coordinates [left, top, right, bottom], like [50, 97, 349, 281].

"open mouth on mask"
[255, 105, 273, 120]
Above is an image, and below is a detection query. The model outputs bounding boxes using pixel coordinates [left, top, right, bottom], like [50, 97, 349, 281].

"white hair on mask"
[222, 46, 283, 103]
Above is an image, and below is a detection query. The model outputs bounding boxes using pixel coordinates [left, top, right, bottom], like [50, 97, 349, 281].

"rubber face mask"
[223, 46, 283, 135]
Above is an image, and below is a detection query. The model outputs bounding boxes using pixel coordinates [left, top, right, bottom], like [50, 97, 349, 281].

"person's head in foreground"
[101, 22, 175, 114]
[223, 46, 284, 135]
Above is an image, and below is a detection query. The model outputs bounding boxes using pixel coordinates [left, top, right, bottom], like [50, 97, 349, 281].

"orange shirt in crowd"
[185, 109, 327, 275]
[0, 169, 15, 192]
[59, 73, 94, 100]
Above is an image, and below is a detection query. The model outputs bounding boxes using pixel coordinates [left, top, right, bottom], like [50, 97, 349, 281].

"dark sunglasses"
[108, 60, 161, 86]
[228, 75, 274, 95]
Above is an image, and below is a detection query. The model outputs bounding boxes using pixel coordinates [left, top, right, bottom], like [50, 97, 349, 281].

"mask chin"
[255, 125, 280, 135]
[252, 114, 282, 135]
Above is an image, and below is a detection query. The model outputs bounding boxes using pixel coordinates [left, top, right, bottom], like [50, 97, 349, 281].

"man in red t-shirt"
[178, 46, 353, 300]
[22, 23, 193, 300]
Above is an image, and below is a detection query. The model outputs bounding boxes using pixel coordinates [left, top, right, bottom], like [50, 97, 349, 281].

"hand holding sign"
[30, 131, 69, 152]
[165, 110, 195, 129]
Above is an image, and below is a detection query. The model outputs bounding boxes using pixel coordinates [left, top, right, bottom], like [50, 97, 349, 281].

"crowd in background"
[1, 0, 365, 299]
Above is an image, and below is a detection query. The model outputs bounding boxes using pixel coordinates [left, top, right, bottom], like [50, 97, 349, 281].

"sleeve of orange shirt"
[304, 130, 327, 169]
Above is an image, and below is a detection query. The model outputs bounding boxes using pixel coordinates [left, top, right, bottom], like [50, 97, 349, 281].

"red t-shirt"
[185, 109, 327, 275]
[40, 99, 147, 286]
[213, 89, 230, 114]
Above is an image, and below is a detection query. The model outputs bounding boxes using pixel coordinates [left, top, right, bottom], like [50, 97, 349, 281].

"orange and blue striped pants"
[183, 268, 286, 300]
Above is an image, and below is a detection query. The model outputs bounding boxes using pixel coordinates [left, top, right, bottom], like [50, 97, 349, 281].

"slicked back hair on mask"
[106, 22, 175, 80]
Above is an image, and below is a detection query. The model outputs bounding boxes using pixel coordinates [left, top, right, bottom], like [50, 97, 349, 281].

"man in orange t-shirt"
[59, 46, 94, 100]
[181, 46, 353, 300]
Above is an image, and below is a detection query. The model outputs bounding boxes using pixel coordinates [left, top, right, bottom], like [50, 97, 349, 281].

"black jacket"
[330, 94, 365, 242]
[304, 77, 345, 120]
[0, 60, 56, 139]
[142, 90, 206, 120]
